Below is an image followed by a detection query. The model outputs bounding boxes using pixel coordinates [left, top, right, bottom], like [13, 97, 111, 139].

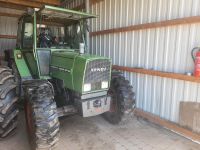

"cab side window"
[23, 23, 33, 48]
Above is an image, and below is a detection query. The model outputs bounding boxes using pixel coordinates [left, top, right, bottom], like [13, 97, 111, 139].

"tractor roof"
[37, 5, 97, 24]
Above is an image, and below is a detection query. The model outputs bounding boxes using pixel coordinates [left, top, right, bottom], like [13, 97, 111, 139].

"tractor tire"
[24, 80, 60, 150]
[0, 67, 19, 138]
[103, 71, 135, 124]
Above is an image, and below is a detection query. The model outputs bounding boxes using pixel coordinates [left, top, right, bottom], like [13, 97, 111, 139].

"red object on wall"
[194, 51, 200, 77]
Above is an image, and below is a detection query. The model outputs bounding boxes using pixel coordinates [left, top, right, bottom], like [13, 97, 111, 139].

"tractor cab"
[15, 5, 100, 80]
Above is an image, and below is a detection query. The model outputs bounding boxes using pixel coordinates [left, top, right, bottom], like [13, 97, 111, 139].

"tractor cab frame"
[15, 5, 97, 80]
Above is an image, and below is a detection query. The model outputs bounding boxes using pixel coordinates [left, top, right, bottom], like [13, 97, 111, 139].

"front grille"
[84, 59, 111, 90]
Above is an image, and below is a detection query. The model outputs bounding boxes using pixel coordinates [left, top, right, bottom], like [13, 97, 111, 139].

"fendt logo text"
[91, 67, 107, 72]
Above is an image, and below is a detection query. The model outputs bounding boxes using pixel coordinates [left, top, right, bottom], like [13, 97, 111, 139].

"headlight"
[101, 81, 108, 89]
[83, 83, 91, 92]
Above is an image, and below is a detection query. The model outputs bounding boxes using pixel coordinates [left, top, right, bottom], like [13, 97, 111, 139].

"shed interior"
[0, 0, 200, 147]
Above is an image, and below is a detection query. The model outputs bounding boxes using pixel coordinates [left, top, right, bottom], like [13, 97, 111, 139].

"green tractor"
[0, 5, 135, 150]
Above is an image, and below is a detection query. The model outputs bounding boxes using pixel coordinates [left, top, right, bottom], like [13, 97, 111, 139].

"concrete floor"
[0, 112, 199, 150]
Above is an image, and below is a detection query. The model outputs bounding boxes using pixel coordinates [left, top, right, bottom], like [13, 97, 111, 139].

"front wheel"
[103, 71, 135, 124]
[24, 80, 60, 150]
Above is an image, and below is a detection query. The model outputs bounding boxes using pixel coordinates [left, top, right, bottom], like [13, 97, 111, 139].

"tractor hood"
[50, 50, 111, 94]
[51, 51, 109, 61]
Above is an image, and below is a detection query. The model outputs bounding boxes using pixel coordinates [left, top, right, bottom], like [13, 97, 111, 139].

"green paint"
[23, 52, 38, 78]
[14, 49, 31, 78]
[33, 11, 41, 78]
[50, 50, 111, 93]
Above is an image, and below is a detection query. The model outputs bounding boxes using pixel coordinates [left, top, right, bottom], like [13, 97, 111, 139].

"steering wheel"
[39, 29, 53, 48]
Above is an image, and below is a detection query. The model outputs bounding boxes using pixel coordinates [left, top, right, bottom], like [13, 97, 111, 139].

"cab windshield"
[36, 22, 86, 49]
[35, 5, 96, 49]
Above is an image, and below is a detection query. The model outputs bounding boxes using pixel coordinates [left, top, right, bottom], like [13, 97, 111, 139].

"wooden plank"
[0, 0, 42, 8]
[0, 12, 22, 18]
[0, 35, 17, 39]
[0, 0, 60, 8]
[179, 102, 200, 134]
[33, 0, 60, 6]
[112, 65, 200, 83]
[135, 108, 200, 143]
[0, 2, 27, 10]
[90, 16, 200, 36]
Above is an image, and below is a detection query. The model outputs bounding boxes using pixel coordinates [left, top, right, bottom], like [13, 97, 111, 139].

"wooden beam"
[0, 0, 60, 8]
[90, 16, 200, 36]
[0, 12, 22, 18]
[135, 109, 200, 143]
[0, 35, 17, 39]
[112, 65, 200, 83]
[0, 0, 42, 8]
[0, 2, 27, 10]
[33, 0, 60, 6]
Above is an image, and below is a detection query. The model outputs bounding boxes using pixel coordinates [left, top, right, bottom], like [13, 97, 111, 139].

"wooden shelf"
[90, 16, 200, 36]
[112, 65, 200, 83]
[0, 34, 17, 39]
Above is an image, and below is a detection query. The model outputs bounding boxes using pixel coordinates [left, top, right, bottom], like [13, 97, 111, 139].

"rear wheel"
[103, 71, 135, 124]
[0, 67, 19, 138]
[24, 80, 60, 150]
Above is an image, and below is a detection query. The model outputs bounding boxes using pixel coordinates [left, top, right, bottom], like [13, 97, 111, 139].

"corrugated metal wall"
[90, 0, 200, 123]
[0, 8, 24, 55]
[0, 16, 18, 54]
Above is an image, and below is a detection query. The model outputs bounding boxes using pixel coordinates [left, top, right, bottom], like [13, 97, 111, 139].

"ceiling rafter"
[0, 12, 22, 18]
[0, 0, 60, 9]
[32, 0, 60, 6]
[0, 2, 27, 10]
